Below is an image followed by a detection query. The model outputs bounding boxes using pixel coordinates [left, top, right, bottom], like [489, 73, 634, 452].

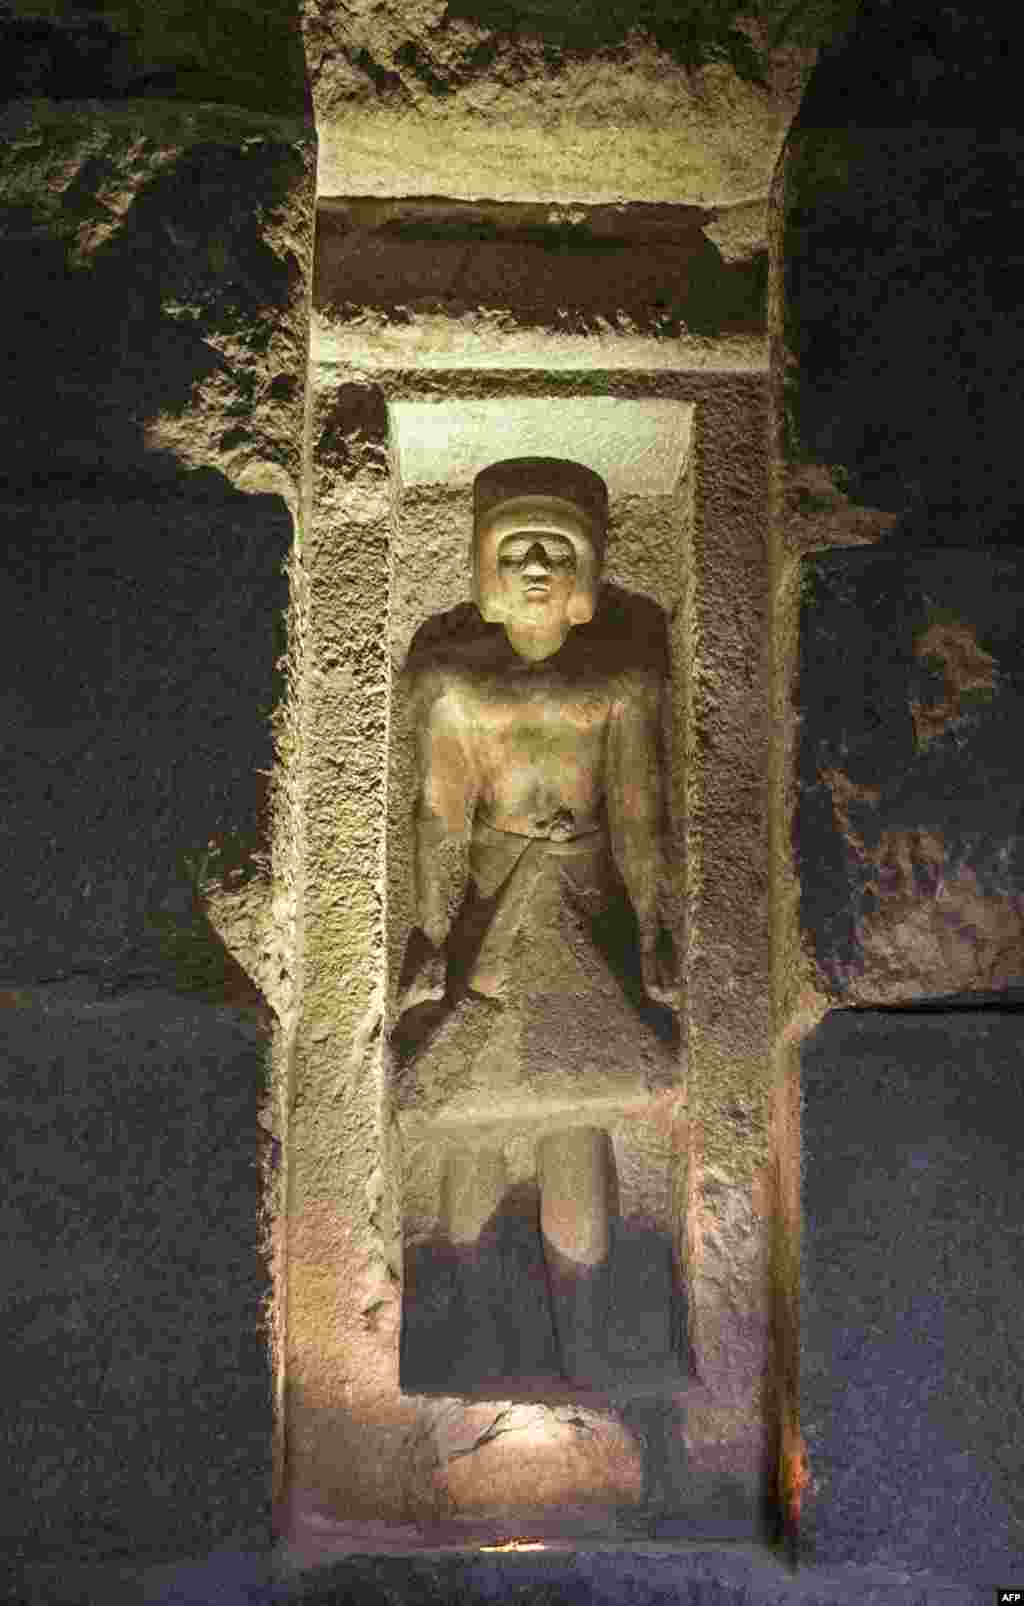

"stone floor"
[13, 1541, 1001, 1605]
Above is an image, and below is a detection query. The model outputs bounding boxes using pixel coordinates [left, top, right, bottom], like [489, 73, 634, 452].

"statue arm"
[400, 663, 477, 1009]
[605, 668, 677, 1007]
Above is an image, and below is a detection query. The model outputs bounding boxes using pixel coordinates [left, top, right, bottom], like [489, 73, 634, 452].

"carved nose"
[521, 541, 552, 573]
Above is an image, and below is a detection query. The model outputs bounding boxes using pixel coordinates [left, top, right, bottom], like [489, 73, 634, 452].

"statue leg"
[537, 1126, 612, 1388]
[441, 1144, 508, 1388]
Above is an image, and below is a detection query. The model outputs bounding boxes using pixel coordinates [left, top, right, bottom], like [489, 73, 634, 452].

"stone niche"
[388, 402, 692, 1405]
[282, 200, 777, 1558]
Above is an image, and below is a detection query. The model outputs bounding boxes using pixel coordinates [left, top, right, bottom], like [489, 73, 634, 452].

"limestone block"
[284, 380, 414, 1524]
[681, 383, 773, 1414]
[305, 2, 818, 205]
[799, 548, 1024, 1004]
[801, 1011, 1024, 1585]
[1, 988, 275, 1569]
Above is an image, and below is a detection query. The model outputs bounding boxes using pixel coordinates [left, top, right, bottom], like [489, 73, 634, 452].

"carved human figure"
[396, 457, 678, 1387]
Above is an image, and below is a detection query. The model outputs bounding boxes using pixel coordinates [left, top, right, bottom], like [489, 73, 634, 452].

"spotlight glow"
[479, 1538, 548, 1552]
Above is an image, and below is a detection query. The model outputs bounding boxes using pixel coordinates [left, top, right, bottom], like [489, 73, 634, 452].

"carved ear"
[566, 549, 600, 624]
[472, 541, 508, 621]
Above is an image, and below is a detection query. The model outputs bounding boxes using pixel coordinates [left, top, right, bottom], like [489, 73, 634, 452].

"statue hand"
[398, 939, 447, 1016]
[641, 935, 679, 1011]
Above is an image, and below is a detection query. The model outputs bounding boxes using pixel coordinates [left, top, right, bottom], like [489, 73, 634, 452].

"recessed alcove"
[384, 398, 694, 1406]
[290, 331, 778, 1538]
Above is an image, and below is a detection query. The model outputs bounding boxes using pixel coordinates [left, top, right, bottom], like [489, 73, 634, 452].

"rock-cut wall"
[1, 37, 315, 1589]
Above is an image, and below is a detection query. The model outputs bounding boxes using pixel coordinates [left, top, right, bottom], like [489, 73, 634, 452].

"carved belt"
[466, 818, 604, 998]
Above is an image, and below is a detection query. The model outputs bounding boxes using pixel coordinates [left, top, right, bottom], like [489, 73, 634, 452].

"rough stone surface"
[1, 990, 275, 1575]
[13, 1541, 998, 1606]
[801, 1010, 1024, 1588]
[305, 2, 821, 205]
[0, 93, 314, 1581]
[284, 368, 777, 1544]
[16, 0, 1024, 1588]
[798, 548, 1024, 1006]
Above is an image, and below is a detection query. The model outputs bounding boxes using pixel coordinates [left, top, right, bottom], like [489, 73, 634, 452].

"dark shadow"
[316, 201, 768, 342]
[1, 989, 276, 1565]
[785, 0, 1024, 545]
[0, 1, 311, 117]
[400, 1189, 686, 1401]
[404, 582, 670, 677]
[3, 141, 305, 498]
[441, 0, 855, 86]
[1, 133, 307, 992]
[1, 94, 308, 1573]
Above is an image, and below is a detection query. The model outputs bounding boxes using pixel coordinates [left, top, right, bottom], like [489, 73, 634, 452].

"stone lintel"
[310, 29, 814, 210]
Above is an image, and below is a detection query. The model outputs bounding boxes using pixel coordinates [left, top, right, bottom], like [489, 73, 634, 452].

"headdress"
[472, 457, 608, 625]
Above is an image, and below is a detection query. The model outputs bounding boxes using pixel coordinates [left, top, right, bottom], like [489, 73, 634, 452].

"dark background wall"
[785, 0, 1024, 544]
[1, 5, 313, 1595]
[789, 0, 1024, 1588]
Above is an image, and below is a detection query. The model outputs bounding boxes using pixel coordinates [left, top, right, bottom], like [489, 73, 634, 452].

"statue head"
[472, 457, 608, 628]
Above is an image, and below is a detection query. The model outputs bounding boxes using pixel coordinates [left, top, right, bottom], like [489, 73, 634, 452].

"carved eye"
[498, 536, 576, 567]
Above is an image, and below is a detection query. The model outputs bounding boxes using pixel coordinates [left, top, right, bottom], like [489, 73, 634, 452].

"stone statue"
[395, 457, 680, 1390]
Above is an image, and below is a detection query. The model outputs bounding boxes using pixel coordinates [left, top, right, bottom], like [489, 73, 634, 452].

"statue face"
[495, 532, 578, 627]
[473, 494, 602, 627]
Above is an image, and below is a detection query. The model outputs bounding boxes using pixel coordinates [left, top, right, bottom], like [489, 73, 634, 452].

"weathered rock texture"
[283, 346, 779, 1549]
[1, 91, 314, 1585]
[799, 549, 1024, 1005]
[304, 1, 824, 205]
[801, 1010, 1024, 1586]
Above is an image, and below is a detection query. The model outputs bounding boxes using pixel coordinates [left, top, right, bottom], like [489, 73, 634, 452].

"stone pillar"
[682, 377, 775, 1507]
[282, 380, 428, 1527]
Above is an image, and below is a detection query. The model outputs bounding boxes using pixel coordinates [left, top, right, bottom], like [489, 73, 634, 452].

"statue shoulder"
[608, 660, 665, 711]
[403, 639, 486, 713]
[405, 606, 502, 707]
